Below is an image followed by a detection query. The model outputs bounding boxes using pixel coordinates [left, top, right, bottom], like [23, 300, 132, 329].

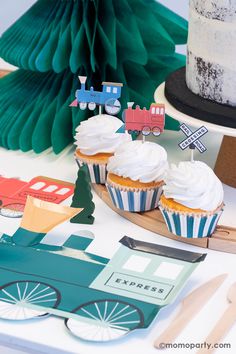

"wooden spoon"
[197, 282, 236, 354]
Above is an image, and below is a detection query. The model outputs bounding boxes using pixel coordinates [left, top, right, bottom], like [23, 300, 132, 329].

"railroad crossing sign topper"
[178, 123, 208, 161]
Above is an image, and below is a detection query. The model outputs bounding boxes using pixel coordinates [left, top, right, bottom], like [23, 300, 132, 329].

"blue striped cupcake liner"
[76, 159, 107, 184]
[159, 204, 224, 238]
[106, 182, 163, 212]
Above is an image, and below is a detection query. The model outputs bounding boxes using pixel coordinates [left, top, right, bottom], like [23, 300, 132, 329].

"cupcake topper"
[120, 102, 165, 142]
[70, 76, 123, 116]
[178, 123, 208, 162]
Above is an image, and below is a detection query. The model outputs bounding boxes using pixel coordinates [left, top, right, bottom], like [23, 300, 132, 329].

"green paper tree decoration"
[70, 165, 95, 224]
[0, 0, 188, 154]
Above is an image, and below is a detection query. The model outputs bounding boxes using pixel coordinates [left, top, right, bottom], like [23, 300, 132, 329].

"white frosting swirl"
[163, 161, 224, 211]
[75, 114, 131, 155]
[107, 141, 168, 183]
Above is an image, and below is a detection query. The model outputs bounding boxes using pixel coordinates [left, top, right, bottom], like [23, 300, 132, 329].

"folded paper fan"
[0, 0, 187, 154]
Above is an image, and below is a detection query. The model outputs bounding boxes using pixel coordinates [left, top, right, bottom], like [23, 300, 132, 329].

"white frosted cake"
[186, 0, 236, 106]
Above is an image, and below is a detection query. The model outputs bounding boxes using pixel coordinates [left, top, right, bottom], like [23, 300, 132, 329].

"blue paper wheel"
[105, 99, 121, 115]
[0, 281, 60, 320]
[65, 299, 144, 342]
[88, 102, 96, 110]
[79, 102, 87, 110]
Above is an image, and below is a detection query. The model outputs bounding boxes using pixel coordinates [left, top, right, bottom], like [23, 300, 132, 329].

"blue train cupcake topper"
[70, 76, 123, 116]
[178, 123, 208, 162]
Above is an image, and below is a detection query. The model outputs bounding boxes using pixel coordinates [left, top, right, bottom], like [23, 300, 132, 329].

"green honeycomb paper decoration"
[0, 0, 188, 154]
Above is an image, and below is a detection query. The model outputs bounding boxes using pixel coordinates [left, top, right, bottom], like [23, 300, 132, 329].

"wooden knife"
[154, 274, 228, 349]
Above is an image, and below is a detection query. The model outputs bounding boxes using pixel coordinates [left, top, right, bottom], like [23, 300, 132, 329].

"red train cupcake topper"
[120, 102, 165, 142]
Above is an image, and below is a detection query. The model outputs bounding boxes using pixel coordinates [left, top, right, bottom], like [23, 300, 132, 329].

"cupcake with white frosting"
[159, 161, 224, 238]
[106, 140, 168, 212]
[74, 114, 131, 183]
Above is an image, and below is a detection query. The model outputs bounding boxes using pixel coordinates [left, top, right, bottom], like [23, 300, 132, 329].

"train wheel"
[0, 281, 60, 320]
[79, 102, 87, 110]
[142, 126, 151, 136]
[152, 127, 161, 136]
[105, 99, 121, 115]
[65, 299, 144, 342]
[88, 102, 96, 110]
[0, 203, 25, 218]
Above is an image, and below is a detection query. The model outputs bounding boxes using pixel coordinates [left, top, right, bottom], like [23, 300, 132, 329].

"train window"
[122, 255, 151, 273]
[154, 262, 183, 280]
[56, 187, 71, 195]
[113, 87, 118, 94]
[30, 182, 46, 190]
[106, 87, 111, 93]
[156, 108, 160, 114]
[160, 108, 164, 115]
[43, 185, 58, 193]
[151, 107, 155, 114]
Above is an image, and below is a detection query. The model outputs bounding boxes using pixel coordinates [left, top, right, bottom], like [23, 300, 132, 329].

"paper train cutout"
[0, 196, 206, 342]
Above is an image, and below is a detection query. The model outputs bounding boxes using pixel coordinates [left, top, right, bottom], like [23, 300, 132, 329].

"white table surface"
[0, 123, 235, 354]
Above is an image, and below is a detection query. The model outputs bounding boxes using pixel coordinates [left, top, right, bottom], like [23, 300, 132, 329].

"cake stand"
[155, 82, 236, 137]
[155, 82, 236, 188]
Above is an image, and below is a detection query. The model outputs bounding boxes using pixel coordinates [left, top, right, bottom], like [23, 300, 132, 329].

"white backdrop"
[0, 0, 188, 36]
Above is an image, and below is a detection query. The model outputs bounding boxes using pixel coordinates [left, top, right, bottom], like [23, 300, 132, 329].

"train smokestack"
[127, 102, 134, 108]
[12, 196, 82, 247]
[78, 76, 87, 90]
[78, 76, 87, 84]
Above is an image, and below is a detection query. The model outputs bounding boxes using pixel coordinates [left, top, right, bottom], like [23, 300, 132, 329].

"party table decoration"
[121, 102, 165, 139]
[0, 0, 187, 154]
[178, 123, 208, 161]
[70, 76, 123, 116]
[159, 123, 224, 239]
[0, 175, 74, 218]
[74, 113, 131, 184]
[93, 183, 236, 253]
[70, 164, 95, 224]
[0, 196, 206, 342]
